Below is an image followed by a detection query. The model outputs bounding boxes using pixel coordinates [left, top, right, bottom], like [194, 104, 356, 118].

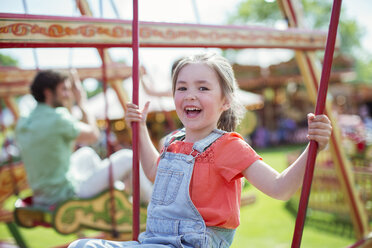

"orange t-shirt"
[161, 132, 261, 229]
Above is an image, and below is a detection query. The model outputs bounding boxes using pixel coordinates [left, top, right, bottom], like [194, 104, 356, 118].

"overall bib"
[68, 129, 235, 248]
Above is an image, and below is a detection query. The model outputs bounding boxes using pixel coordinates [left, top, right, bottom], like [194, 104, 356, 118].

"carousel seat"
[14, 189, 147, 235]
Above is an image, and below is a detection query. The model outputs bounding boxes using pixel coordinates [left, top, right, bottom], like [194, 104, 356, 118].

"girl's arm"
[125, 102, 159, 183]
[243, 114, 332, 201]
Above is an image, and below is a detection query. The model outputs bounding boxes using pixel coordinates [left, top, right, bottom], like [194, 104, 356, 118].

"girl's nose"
[185, 91, 197, 100]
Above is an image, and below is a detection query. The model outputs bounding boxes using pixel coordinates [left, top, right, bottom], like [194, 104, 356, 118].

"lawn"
[0, 145, 357, 247]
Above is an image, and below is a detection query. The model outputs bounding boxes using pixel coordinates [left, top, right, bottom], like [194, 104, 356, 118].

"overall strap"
[162, 128, 186, 150]
[192, 129, 225, 153]
[162, 128, 225, 155]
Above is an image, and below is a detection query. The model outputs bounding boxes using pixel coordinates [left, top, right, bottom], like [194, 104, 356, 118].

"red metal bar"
[131, 0, 140, 241]
[346, 238, 367, 248]
[291, 1, 342, 247]
[304, 50, 365, 238]
[346, 233, 372, 248]
[286, 0, 298, 27]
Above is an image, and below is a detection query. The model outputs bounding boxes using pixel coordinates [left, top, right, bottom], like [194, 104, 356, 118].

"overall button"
[186, 155, 194, 163]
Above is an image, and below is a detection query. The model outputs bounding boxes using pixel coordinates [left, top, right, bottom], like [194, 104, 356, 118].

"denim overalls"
[68, 129, 235, 248]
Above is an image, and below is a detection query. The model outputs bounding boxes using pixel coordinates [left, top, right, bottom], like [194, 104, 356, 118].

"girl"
[68, 53, 332, 248]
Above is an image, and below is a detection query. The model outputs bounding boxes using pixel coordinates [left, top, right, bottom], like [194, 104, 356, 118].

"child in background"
[68, 52, 332, 248]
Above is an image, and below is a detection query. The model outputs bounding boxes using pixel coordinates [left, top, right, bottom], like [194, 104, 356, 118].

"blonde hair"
[172, 52, 245, 132]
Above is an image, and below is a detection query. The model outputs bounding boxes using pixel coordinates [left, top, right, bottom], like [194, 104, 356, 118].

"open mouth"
[185, 107, 201, 117]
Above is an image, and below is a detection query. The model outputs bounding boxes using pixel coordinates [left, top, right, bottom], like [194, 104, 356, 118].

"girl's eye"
[177, 86, 187, 91]
[199, 87, 209, 91]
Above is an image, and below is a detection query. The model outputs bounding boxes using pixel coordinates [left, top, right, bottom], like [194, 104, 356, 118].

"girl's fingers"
[307, 129, 331, 138]
[308, 115, 332, 131]
[308, 125, 332, 135]
[307, 134, 329, 150]
[307, 113, 315, 121]
[307, 133, 330, 141]
[142, 101, 150, 118]
[306, 113, 332, 151]
[308, 124, 330, 132]
[126, 103, 139, 110]
[308, 114, 331, 124]
[124, 102, 151, 125]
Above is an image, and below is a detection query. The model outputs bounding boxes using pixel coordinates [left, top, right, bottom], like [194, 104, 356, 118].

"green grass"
[231, 145, 355, 248]
[0, 145, 357, 247]
[0, 225, 78, 248]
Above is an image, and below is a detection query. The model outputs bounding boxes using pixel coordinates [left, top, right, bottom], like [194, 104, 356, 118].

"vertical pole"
[280, 0, 370, 239]
[131, 0, 140, 241]
[291, 1, 342, 247]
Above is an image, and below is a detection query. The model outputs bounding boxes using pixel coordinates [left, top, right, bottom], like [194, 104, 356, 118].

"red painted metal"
[346, 238, 368, 248]
[285, 0, 298, 26]
[131, 0, 140, 241]
[304, 47, 365, 239]
[291, 1, 342, 247]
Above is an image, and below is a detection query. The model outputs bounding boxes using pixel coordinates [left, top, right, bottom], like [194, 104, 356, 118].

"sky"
[0, 0, 371, 92]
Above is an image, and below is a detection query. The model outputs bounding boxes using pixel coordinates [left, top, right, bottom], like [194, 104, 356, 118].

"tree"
[229, 0, 363, 55]
[228, 0, 371, 82]
[0, 53, 18, 66]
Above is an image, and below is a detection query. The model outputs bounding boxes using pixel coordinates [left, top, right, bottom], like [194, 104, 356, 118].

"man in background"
[15, 69, 152, 209]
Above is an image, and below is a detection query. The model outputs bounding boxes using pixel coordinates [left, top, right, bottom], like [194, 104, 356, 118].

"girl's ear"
[222, 98, 231, 111]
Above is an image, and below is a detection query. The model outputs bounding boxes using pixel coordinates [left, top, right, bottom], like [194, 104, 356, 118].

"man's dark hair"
[30, 70, 68, 102]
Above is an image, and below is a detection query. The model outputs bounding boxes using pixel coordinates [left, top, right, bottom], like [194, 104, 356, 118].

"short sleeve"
[214, 132, 261, 182]
[54, 108, 81, 141]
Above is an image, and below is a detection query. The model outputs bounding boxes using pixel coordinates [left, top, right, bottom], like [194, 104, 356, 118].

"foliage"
[229, 0, 362, 55]
[228, 0, 281, 26]
[355, 56, 372, 84]
[228, 0, 371, 83]
[0, 53, 18, 66]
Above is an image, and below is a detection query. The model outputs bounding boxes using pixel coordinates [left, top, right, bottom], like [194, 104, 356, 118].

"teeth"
[185, 107, 200, 111]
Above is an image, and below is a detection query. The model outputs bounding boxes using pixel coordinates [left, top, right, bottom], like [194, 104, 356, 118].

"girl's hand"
[125, 101, 150, 127]
[307, 113, 332, 151]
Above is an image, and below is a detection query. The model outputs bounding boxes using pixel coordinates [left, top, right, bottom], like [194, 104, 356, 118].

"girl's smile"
[184, 105, 202, 118]
[174, 63, 229, 142]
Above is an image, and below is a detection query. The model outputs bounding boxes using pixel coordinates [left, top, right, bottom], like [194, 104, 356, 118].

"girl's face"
[174, 63, 229, 142]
